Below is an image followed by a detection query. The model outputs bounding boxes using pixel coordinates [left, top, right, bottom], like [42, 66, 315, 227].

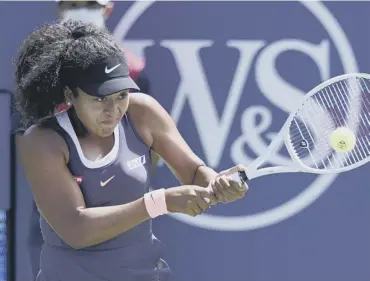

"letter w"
[161, 40, 264, 167]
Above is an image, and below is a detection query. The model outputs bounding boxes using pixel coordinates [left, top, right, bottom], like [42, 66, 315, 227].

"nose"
[103, 99, 118, 116]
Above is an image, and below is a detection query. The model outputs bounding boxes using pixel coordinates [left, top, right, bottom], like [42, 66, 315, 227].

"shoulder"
[128, 93, 170, 125]
[128, 93, 174, 146]
[129, 92, 157, 110]
[17, 123, 69, 164]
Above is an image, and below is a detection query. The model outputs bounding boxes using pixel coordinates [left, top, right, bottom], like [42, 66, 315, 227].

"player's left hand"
[208, 165, 249, 204]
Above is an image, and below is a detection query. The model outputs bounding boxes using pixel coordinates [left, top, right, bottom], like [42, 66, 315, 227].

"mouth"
[101, 119, 119, 125]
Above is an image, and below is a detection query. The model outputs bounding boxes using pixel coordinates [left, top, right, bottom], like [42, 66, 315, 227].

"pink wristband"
[144, 188, 168, 218]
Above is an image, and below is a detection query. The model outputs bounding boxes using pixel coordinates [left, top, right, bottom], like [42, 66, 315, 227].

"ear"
[103, 2, 114, 19]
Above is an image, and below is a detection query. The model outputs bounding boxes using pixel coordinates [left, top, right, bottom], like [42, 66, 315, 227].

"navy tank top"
[36, 110, 172, 281]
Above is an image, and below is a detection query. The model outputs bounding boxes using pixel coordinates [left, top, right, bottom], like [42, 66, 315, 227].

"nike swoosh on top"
[100, 175, 115, 187]
[105, 64, 121, 74]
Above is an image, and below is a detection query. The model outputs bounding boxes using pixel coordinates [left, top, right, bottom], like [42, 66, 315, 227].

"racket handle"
[231, 170, 249, 184]
[207, 170, 249, 193]
[207, 170, 249, 205]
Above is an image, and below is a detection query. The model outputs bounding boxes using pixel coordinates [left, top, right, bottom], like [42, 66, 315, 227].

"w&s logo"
[113, 1, 358, 231]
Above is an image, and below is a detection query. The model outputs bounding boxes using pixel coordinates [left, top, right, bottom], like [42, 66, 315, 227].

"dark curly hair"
[14, 19, 126, 125]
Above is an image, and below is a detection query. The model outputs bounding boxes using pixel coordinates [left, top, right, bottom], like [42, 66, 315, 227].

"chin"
[100, 129, 115, 138]
[93, 125, 113, 137]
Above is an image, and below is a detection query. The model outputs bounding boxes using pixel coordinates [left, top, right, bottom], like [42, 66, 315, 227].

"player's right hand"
[209, 164, 248, 204]
[165, 185, 215, 217]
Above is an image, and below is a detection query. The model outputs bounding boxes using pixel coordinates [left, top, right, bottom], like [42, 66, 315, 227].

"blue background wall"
[0, 1, 369, 281]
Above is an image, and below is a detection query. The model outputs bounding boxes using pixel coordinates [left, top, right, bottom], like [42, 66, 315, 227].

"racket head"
[284, 72, 370, 174]
[237, 73, 370, 182]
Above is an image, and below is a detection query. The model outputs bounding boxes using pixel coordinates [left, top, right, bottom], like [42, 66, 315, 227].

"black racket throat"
[238, 171, 249, 183]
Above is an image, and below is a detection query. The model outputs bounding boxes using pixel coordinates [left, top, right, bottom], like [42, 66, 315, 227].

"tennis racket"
[232, 73, 370, 184]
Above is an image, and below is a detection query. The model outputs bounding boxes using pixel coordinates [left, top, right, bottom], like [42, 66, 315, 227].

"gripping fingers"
[215, 176, 235, 202]
[219, 176, 239, 197]
[191, 204, 203, 216]
[207, 186, 218, 205]
[196, 195, 211, 212]
[226, 177, 248, 198]
[212, 179, 227, 203]
[187, 209, 197, 217]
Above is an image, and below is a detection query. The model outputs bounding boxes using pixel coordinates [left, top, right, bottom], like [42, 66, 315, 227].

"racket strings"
[288, 77, 370, 170]
[291, 83, 370, 153]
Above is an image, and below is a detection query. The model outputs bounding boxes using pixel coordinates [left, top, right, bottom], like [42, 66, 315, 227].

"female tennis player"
[26, 2, 155, 279]
[14, 20, 248, 281]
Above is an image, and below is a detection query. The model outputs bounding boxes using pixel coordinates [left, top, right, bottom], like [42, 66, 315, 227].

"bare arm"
[17, 127, 151, 249]
[128, 94, 218, 187]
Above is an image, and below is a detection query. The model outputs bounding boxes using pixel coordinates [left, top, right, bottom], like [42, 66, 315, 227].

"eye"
[118, 92, 128, 99]
[95, 96, 106, 102]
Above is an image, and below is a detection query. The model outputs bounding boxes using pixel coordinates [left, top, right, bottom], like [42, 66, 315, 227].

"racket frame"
[238, 72, 370, 183]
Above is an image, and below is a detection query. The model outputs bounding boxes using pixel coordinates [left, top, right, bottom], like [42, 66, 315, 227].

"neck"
[67, 108, 89, 138]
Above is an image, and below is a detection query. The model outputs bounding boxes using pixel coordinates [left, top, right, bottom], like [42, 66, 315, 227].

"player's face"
[71, 88, 130, 138]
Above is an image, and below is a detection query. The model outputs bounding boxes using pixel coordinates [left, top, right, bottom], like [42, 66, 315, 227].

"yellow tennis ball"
[329, 127, 356, 152]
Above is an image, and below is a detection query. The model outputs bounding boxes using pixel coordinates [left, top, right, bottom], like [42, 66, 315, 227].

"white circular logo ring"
[113, 1, 359, 231]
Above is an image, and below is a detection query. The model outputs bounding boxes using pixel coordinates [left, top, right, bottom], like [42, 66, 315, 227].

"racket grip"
[231, 170, 249, 184]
